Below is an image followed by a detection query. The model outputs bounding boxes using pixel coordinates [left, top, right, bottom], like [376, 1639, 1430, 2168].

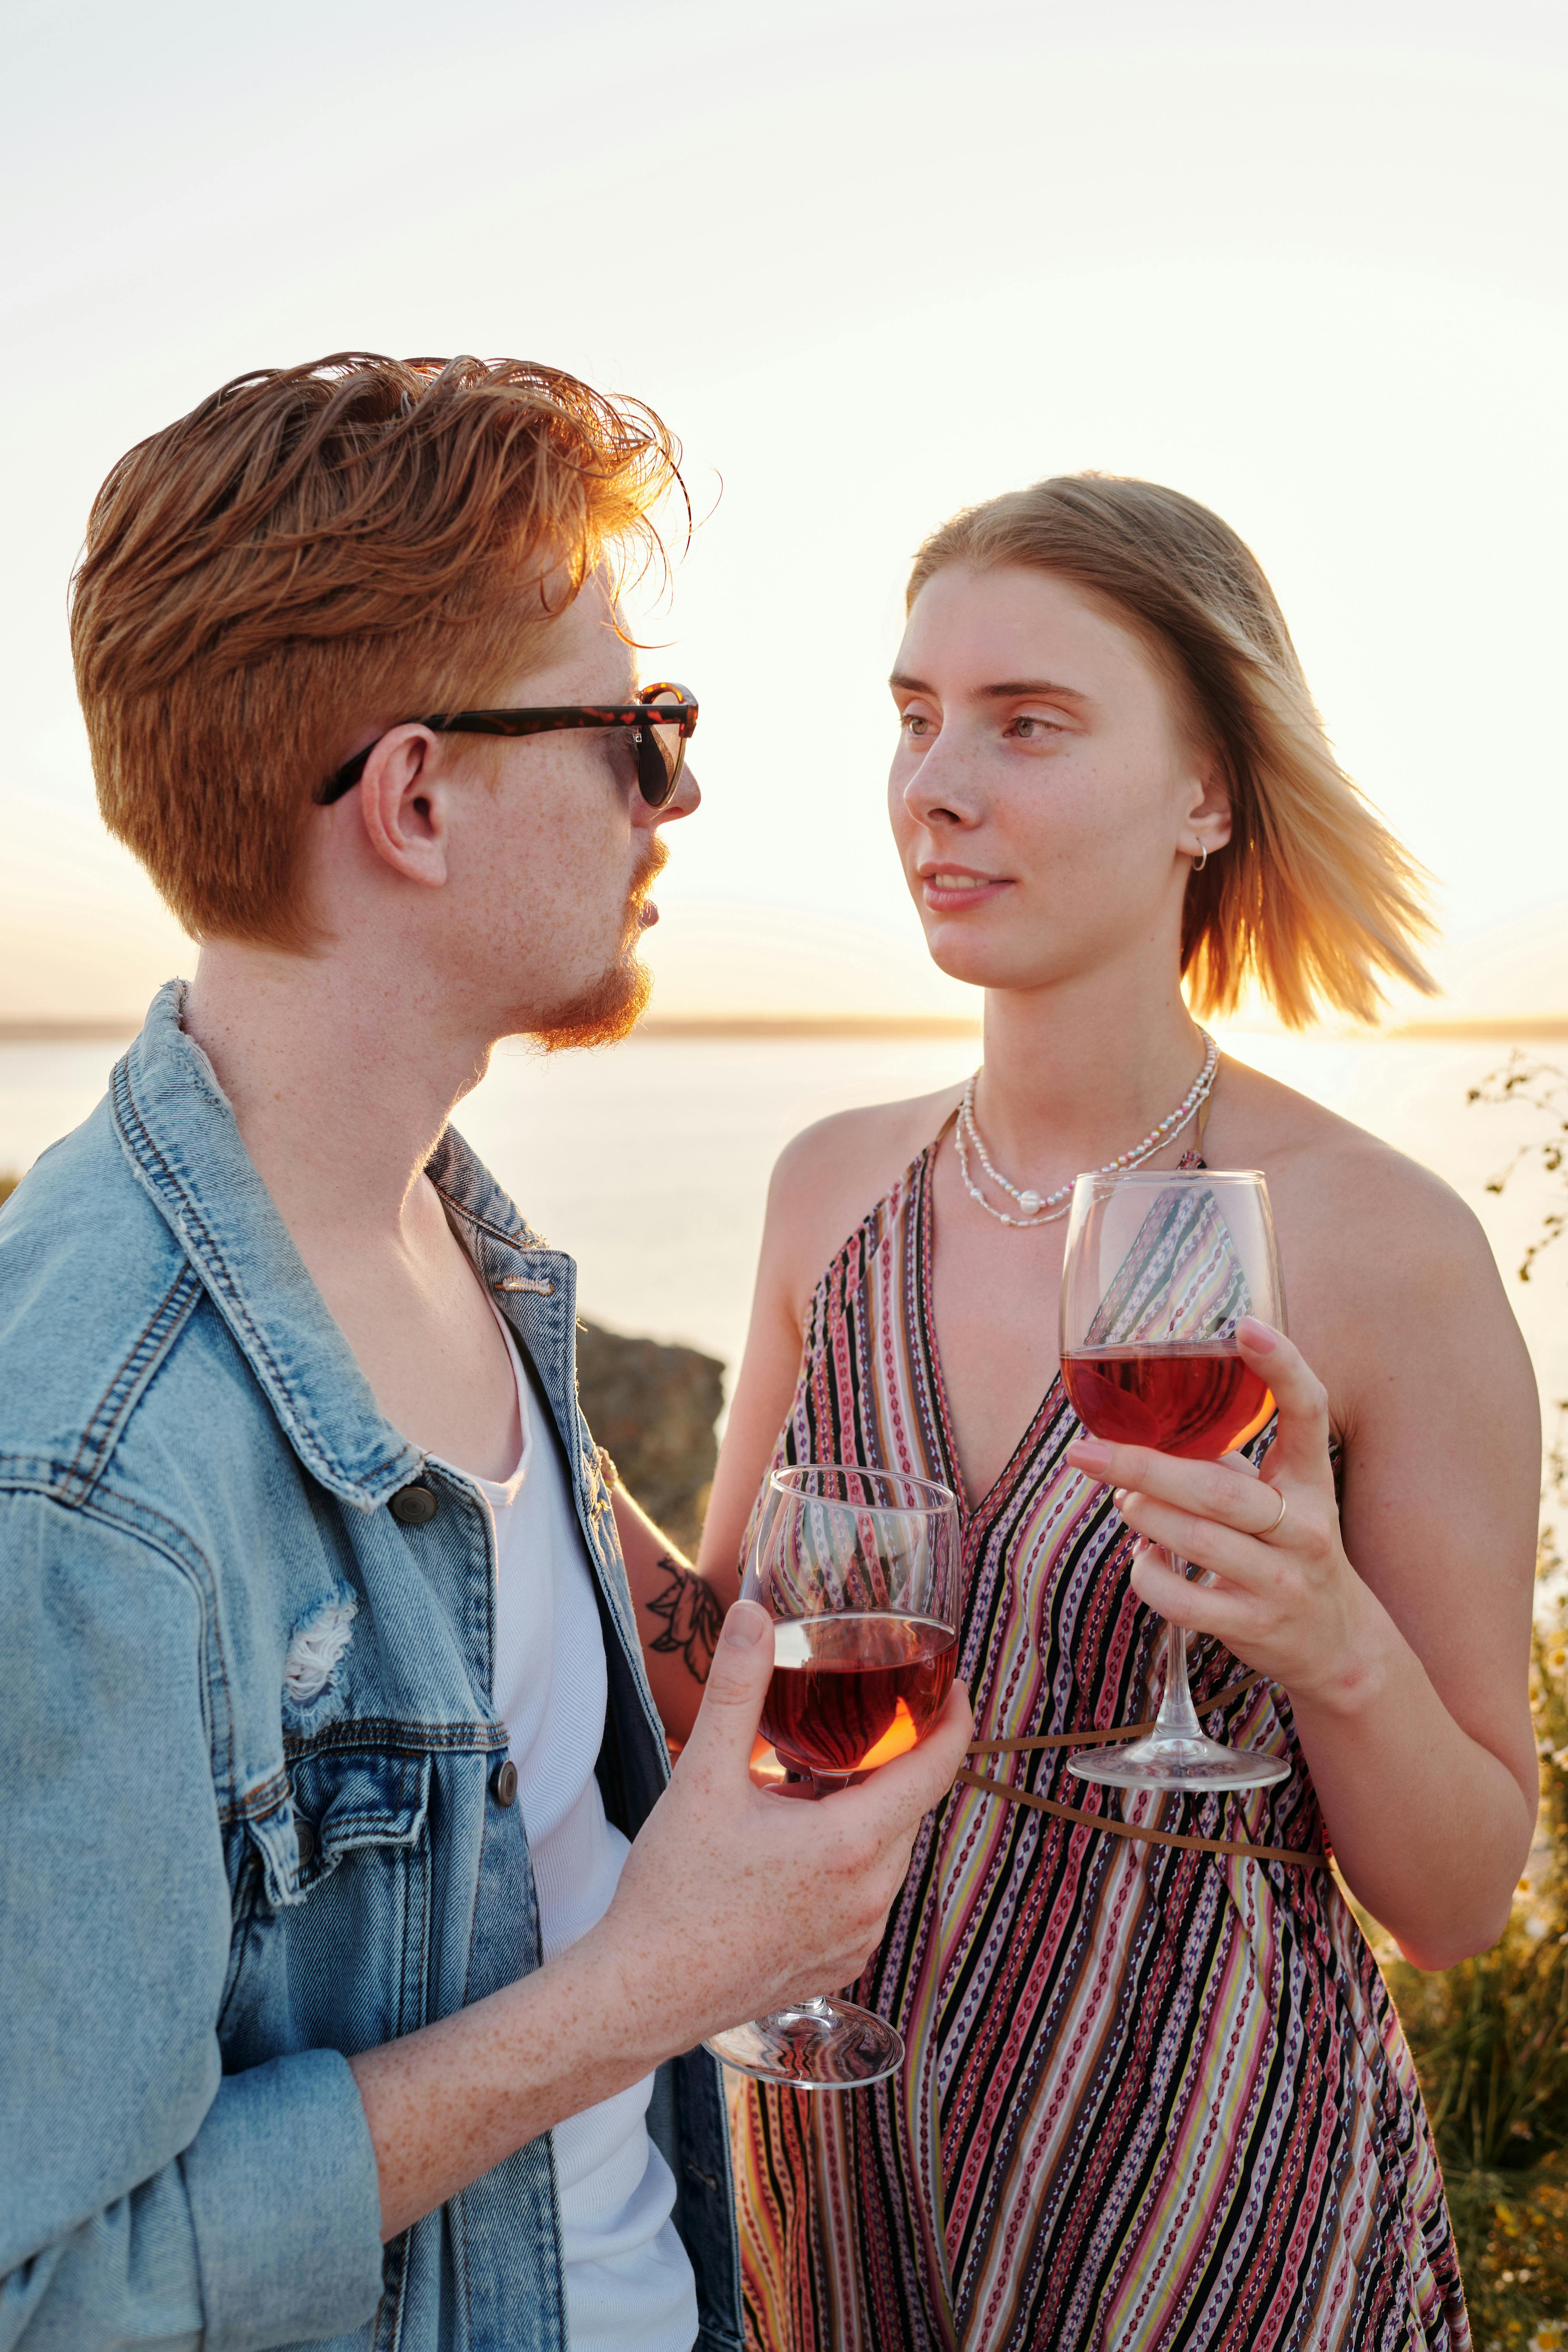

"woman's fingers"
[1235, 1317, 1330, 1479]
[1066, 1437, 1284, 1537]
[1126, 1542, 1257, 1645]
[1113, 1485, 1285, 1582]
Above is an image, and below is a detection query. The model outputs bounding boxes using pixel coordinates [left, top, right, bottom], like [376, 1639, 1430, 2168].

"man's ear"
[355, 726, 452, 888]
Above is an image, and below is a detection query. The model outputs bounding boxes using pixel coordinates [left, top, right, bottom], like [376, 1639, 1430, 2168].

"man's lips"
[629, 840, 668, 933]
[918, 865, 1014, 912]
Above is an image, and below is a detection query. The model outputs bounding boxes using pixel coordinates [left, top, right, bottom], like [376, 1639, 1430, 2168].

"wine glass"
[1058, 1168, 1290, 1791]
[706, 1463, 960, 2089]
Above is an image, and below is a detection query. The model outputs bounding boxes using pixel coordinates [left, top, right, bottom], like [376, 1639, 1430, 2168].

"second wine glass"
[705, 1463, 960, 2089]
[1059, 1167, 1290, 1792]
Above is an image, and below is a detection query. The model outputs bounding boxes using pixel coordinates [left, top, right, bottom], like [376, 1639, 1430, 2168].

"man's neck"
[182, 937, 493, 1249]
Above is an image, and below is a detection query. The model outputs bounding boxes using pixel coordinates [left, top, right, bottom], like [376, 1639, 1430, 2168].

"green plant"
[1383, 1631, 1568, 2133]
[1381, 1603, 1568, 2340]
[1440, 2158, 1568, 2344]
[1469, 1055, 1568, 1286]
[1375, 1061, 1568, 2342]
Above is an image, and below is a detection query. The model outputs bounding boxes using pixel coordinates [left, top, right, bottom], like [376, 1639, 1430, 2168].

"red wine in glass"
[1059, 1168, 1291, 1792]
[705, 1463, 960, 2090]
[1059, 1345, 1275, 1460]
[762, 1612, 959, 1778]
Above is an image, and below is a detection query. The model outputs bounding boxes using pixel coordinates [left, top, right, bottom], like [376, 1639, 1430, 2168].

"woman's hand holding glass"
[1066, 1315, 1373, 1715]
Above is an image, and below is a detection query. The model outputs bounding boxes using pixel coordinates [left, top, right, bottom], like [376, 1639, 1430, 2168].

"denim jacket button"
[296, 1820, 316, 1869]
[390, 1483, 439, 1526]
[493, 1760, 519, 1808]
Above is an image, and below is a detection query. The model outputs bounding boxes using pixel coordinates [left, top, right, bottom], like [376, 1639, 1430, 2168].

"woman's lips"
[920, 870, 1013, 913]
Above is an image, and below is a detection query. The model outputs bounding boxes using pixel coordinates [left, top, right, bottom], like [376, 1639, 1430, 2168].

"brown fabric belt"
[958, 1670, 1327, 1871]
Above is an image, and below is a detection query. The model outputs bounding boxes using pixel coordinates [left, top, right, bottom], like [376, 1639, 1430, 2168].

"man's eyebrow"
[888, 672, 1090, 702]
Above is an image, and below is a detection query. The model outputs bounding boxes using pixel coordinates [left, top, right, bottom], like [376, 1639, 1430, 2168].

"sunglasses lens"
[638, 690, 688, 807]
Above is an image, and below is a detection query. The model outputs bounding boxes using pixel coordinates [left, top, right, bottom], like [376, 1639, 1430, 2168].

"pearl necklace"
[956, 1033, 1219, 1228]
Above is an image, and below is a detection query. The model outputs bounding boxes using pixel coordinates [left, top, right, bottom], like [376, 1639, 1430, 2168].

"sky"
[5, 0, 1566, 1022]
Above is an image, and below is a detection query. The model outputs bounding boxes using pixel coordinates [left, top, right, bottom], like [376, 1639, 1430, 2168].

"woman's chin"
[921, 927, 1045, 994]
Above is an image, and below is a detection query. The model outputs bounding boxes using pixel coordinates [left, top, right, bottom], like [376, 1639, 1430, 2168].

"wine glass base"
[1069, 1731, 1291, 1791]
[705, 1998, 905, 2088]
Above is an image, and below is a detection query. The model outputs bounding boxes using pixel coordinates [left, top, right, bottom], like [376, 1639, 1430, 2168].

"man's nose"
[657, 760, 701, 823]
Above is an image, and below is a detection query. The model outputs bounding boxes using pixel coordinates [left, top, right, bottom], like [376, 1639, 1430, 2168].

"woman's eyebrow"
[888, 671, 1089, 701]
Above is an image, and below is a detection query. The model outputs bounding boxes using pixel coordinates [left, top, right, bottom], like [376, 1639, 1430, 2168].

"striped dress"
[733, 1139, 1467, 2352]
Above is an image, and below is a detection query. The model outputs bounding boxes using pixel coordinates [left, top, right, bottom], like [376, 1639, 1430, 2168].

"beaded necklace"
[955, 1031, 1220, 1228]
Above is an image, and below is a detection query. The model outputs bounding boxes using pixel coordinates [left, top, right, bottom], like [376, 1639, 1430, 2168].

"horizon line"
[2, 1012, 1567, 1045]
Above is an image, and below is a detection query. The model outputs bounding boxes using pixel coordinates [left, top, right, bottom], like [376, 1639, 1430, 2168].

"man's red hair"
[71, 354, 682, 948]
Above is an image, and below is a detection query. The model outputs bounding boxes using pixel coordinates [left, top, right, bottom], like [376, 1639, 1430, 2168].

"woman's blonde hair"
[906, 474, 1435, 1028]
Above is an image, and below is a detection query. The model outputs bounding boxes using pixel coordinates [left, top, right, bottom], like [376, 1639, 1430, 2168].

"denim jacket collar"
[109, 980, 570, 1515]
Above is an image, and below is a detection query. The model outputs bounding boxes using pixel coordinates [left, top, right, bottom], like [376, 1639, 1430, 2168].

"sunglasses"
[318, 680, 699, 808]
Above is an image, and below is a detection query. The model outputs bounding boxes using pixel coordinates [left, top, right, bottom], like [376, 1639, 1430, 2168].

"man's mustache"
[627, 838, 668, 915]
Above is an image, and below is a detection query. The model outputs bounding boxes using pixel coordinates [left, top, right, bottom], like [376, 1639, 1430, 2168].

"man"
[0, 354, 971, 2352]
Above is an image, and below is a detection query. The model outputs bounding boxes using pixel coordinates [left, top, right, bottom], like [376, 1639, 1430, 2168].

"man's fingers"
[847, 1682, 974, 1827]
[681, 1601, 775, 1773]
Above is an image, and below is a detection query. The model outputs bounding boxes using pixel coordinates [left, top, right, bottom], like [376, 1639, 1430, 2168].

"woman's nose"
[900, 741, 975, 830]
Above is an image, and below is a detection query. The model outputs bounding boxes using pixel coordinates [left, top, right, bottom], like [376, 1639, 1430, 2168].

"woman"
[696, 476, 1540, 2352]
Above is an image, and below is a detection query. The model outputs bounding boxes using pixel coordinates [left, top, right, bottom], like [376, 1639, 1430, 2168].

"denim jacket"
[0, 983, 742, 2352]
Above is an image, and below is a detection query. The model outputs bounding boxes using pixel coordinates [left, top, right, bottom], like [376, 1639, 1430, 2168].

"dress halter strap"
[1178, 1083, 1216, 1168]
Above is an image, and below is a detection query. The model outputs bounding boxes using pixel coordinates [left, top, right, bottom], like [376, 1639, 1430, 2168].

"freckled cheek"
[1011, 766, 1132, 870]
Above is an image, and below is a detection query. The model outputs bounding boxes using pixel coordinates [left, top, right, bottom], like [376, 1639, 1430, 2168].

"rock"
[575, 1320, 725, 1557]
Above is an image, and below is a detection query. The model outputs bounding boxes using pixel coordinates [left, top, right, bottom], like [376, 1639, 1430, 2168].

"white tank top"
[434, 1305, 697, 2352]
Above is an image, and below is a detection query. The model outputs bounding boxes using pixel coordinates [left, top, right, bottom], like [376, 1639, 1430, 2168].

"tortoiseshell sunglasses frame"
[317, 680, 698, 808]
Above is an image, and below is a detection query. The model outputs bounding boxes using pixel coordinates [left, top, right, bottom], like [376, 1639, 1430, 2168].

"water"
[2, 1029, 1564, 1424]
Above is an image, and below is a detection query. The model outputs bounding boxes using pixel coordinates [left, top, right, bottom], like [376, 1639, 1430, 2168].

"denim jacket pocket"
[221, 1748, 438, 2071]
[289, 1748, 433, 1889]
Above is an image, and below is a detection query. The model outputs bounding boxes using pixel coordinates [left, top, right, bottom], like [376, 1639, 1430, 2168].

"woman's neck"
[973, 966, 1210, 1193]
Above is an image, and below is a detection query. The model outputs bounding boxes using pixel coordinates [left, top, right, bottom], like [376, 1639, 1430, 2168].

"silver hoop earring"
[1191, 842, 1209, 873]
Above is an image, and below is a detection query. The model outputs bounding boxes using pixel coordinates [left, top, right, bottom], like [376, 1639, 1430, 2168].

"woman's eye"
[1011, 713, 1063, 740]
[900, 711, 936, 741]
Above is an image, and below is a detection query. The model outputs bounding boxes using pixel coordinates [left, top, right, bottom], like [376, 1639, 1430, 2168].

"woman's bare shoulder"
[763, 1083, 965, 1307]
[1218, 1055, 1499, 1290]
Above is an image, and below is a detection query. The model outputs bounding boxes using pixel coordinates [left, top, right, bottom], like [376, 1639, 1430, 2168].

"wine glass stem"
[1154, 1558, 1203, 1741]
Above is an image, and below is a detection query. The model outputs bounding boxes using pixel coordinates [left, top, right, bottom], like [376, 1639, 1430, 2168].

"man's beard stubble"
[529, 838, 666, 1054]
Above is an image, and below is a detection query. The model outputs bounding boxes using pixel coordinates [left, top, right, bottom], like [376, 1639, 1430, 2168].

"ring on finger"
[1259, 1485, 1288, 1537]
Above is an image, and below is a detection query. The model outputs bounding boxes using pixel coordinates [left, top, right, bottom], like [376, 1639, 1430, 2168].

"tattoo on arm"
[646, 1557, 724, 1685]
